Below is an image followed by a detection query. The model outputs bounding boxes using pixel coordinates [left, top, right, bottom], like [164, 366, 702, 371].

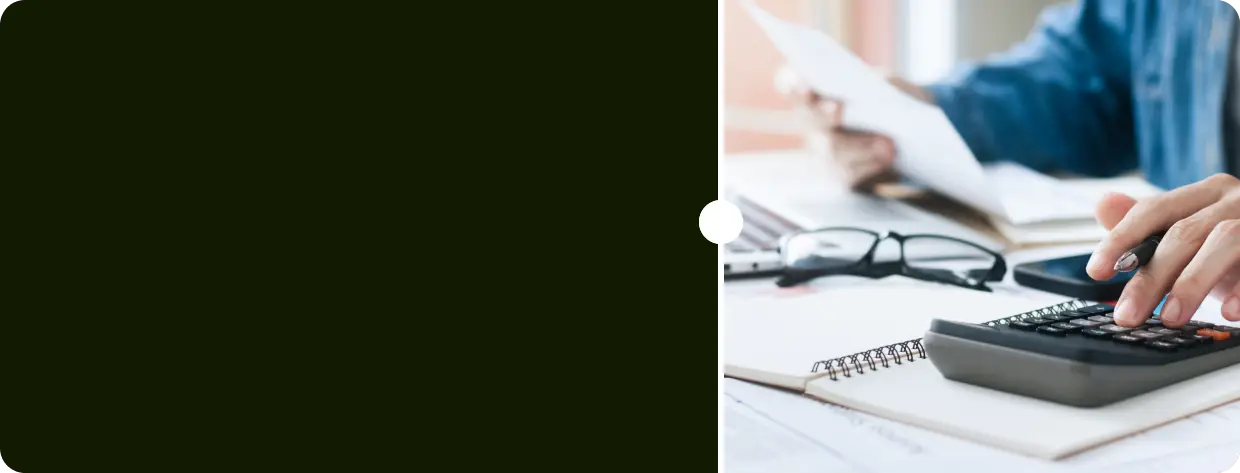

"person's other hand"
[776, 68, 932, 192]
[1086, 174, 1240, 328]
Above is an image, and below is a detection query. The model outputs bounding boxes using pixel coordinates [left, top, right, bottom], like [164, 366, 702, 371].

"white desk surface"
[721, 150, 1240, 472]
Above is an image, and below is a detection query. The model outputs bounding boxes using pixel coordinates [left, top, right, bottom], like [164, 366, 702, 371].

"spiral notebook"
[724, 280, 1240, 460]
[724, 278, 1053, 391]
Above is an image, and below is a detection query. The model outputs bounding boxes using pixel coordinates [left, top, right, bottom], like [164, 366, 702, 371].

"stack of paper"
[742, 1, 1165, 245]
[981, 163, 1164, 245]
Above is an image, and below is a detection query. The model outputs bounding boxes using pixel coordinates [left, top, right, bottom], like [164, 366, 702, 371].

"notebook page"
[725, 277, 1052, 391]
[804, 298, 1240, 460]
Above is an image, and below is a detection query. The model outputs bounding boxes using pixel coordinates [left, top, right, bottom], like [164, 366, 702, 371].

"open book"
[742, 2, 1165, 245]
[725, 278, 1240, 459]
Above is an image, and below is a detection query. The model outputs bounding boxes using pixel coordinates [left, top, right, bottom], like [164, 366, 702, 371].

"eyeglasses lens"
[782, 229, 878, 271]
[902, 236, 998, 285]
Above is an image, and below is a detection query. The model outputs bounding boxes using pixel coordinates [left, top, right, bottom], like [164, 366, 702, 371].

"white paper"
[1222, 450, 1240, 473]
[726, 378, 1240, 473]
[724, 393, 859, 473]
[988, 173, 1166, 244]
[743, 1, 1002, 219]
[990, 219, 1110, 246]
[983, 162, 1098, 224]
[1058, 175, 1165, 204]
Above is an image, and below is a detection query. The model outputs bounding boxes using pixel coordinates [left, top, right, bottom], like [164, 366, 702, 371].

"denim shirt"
[924, 0, 1239, 190]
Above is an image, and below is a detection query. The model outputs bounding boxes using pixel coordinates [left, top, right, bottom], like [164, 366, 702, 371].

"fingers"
[833, 133, 895, 191]
[1112, 203, 1240, 327]
[820, 100, 842, 128]
[797, 98, 895, 190]
[810, 98, 847, 133]
[1160, 220, 1240, 326]
[1208, 267, 1240, 304]
[1223, 279, 1240, 322]
[783, 82, 898, 191]
[1086, 175, 1236, 281]
[791, 91, 839, 133]
[786, 77, 828, 130]
[774, 65, 801, 96]
[1094, 192, 1138, 231]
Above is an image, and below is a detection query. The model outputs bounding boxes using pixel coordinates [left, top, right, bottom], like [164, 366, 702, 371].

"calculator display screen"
[1038, 254, 1135, 283]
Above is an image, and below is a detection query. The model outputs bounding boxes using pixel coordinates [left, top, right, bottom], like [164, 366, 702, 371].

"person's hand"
[1086, 173, 1240, 328]
[776, 68, 932, 192]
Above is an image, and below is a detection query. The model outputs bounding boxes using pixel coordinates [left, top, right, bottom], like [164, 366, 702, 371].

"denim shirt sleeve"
[922, 0, 1139, 177]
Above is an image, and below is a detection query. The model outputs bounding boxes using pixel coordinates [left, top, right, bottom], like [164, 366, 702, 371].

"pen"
[1113, 232, 1166, 273]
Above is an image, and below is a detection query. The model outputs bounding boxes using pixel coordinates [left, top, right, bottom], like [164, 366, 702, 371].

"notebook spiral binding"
[809, 299, 1089, 381]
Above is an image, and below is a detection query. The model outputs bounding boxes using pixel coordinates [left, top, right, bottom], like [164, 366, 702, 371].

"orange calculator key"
[1197, 329, 1231, 341]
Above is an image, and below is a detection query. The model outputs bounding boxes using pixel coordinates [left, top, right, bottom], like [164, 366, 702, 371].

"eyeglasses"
[774, 227, 1007, 292]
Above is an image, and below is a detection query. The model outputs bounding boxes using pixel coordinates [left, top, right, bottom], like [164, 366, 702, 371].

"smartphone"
[1013, 253, 1135, 301]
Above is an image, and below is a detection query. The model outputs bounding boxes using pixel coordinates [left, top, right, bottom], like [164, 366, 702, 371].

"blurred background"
[724, 0, 1066, 153]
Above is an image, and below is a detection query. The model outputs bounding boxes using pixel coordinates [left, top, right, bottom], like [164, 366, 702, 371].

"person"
[780, 0, 1239, 327]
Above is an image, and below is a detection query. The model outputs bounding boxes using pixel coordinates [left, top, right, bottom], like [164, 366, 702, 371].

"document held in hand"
[740, 1, 1151, 232]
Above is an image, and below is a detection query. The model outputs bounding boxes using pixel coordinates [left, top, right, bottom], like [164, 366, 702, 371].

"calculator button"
[1144, 319, 1164, 327]
[1198, 329, 1232, 341]
[1081, 328, 1112, 339]
[1131, 331, 1167, 340]
[1183, 325, 1215, 335]
[1113, 334, 1144, 345]
[1213, 325, 1240, 333]
[1056, 310, 1088, 319]
[1008, 321, 1037, 331]
[1193, 334, 1215, 344]
[1041, 314, 1072, 322]
[1070, 318, 1104, 327]
[1023, 316, 1052, 325]
[1099, 324, 1134, 333]
[1079, 304, 1115, 315]
[1036, 326, 1067, 336]
[1051, 322, 1082, 333]
[1146, 340, 1179, 352]
[1168, 336, 1200, 348]
[1087, 315, 1114, 323]
[1189, 322, 1216, 329]
[1149, 327, 1179, 335]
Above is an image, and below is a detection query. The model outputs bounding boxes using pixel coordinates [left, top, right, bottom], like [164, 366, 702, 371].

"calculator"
[923, 303, 1240, 407]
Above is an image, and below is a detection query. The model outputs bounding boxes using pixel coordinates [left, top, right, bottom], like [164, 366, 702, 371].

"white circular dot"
[699, 200, 743, 245]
